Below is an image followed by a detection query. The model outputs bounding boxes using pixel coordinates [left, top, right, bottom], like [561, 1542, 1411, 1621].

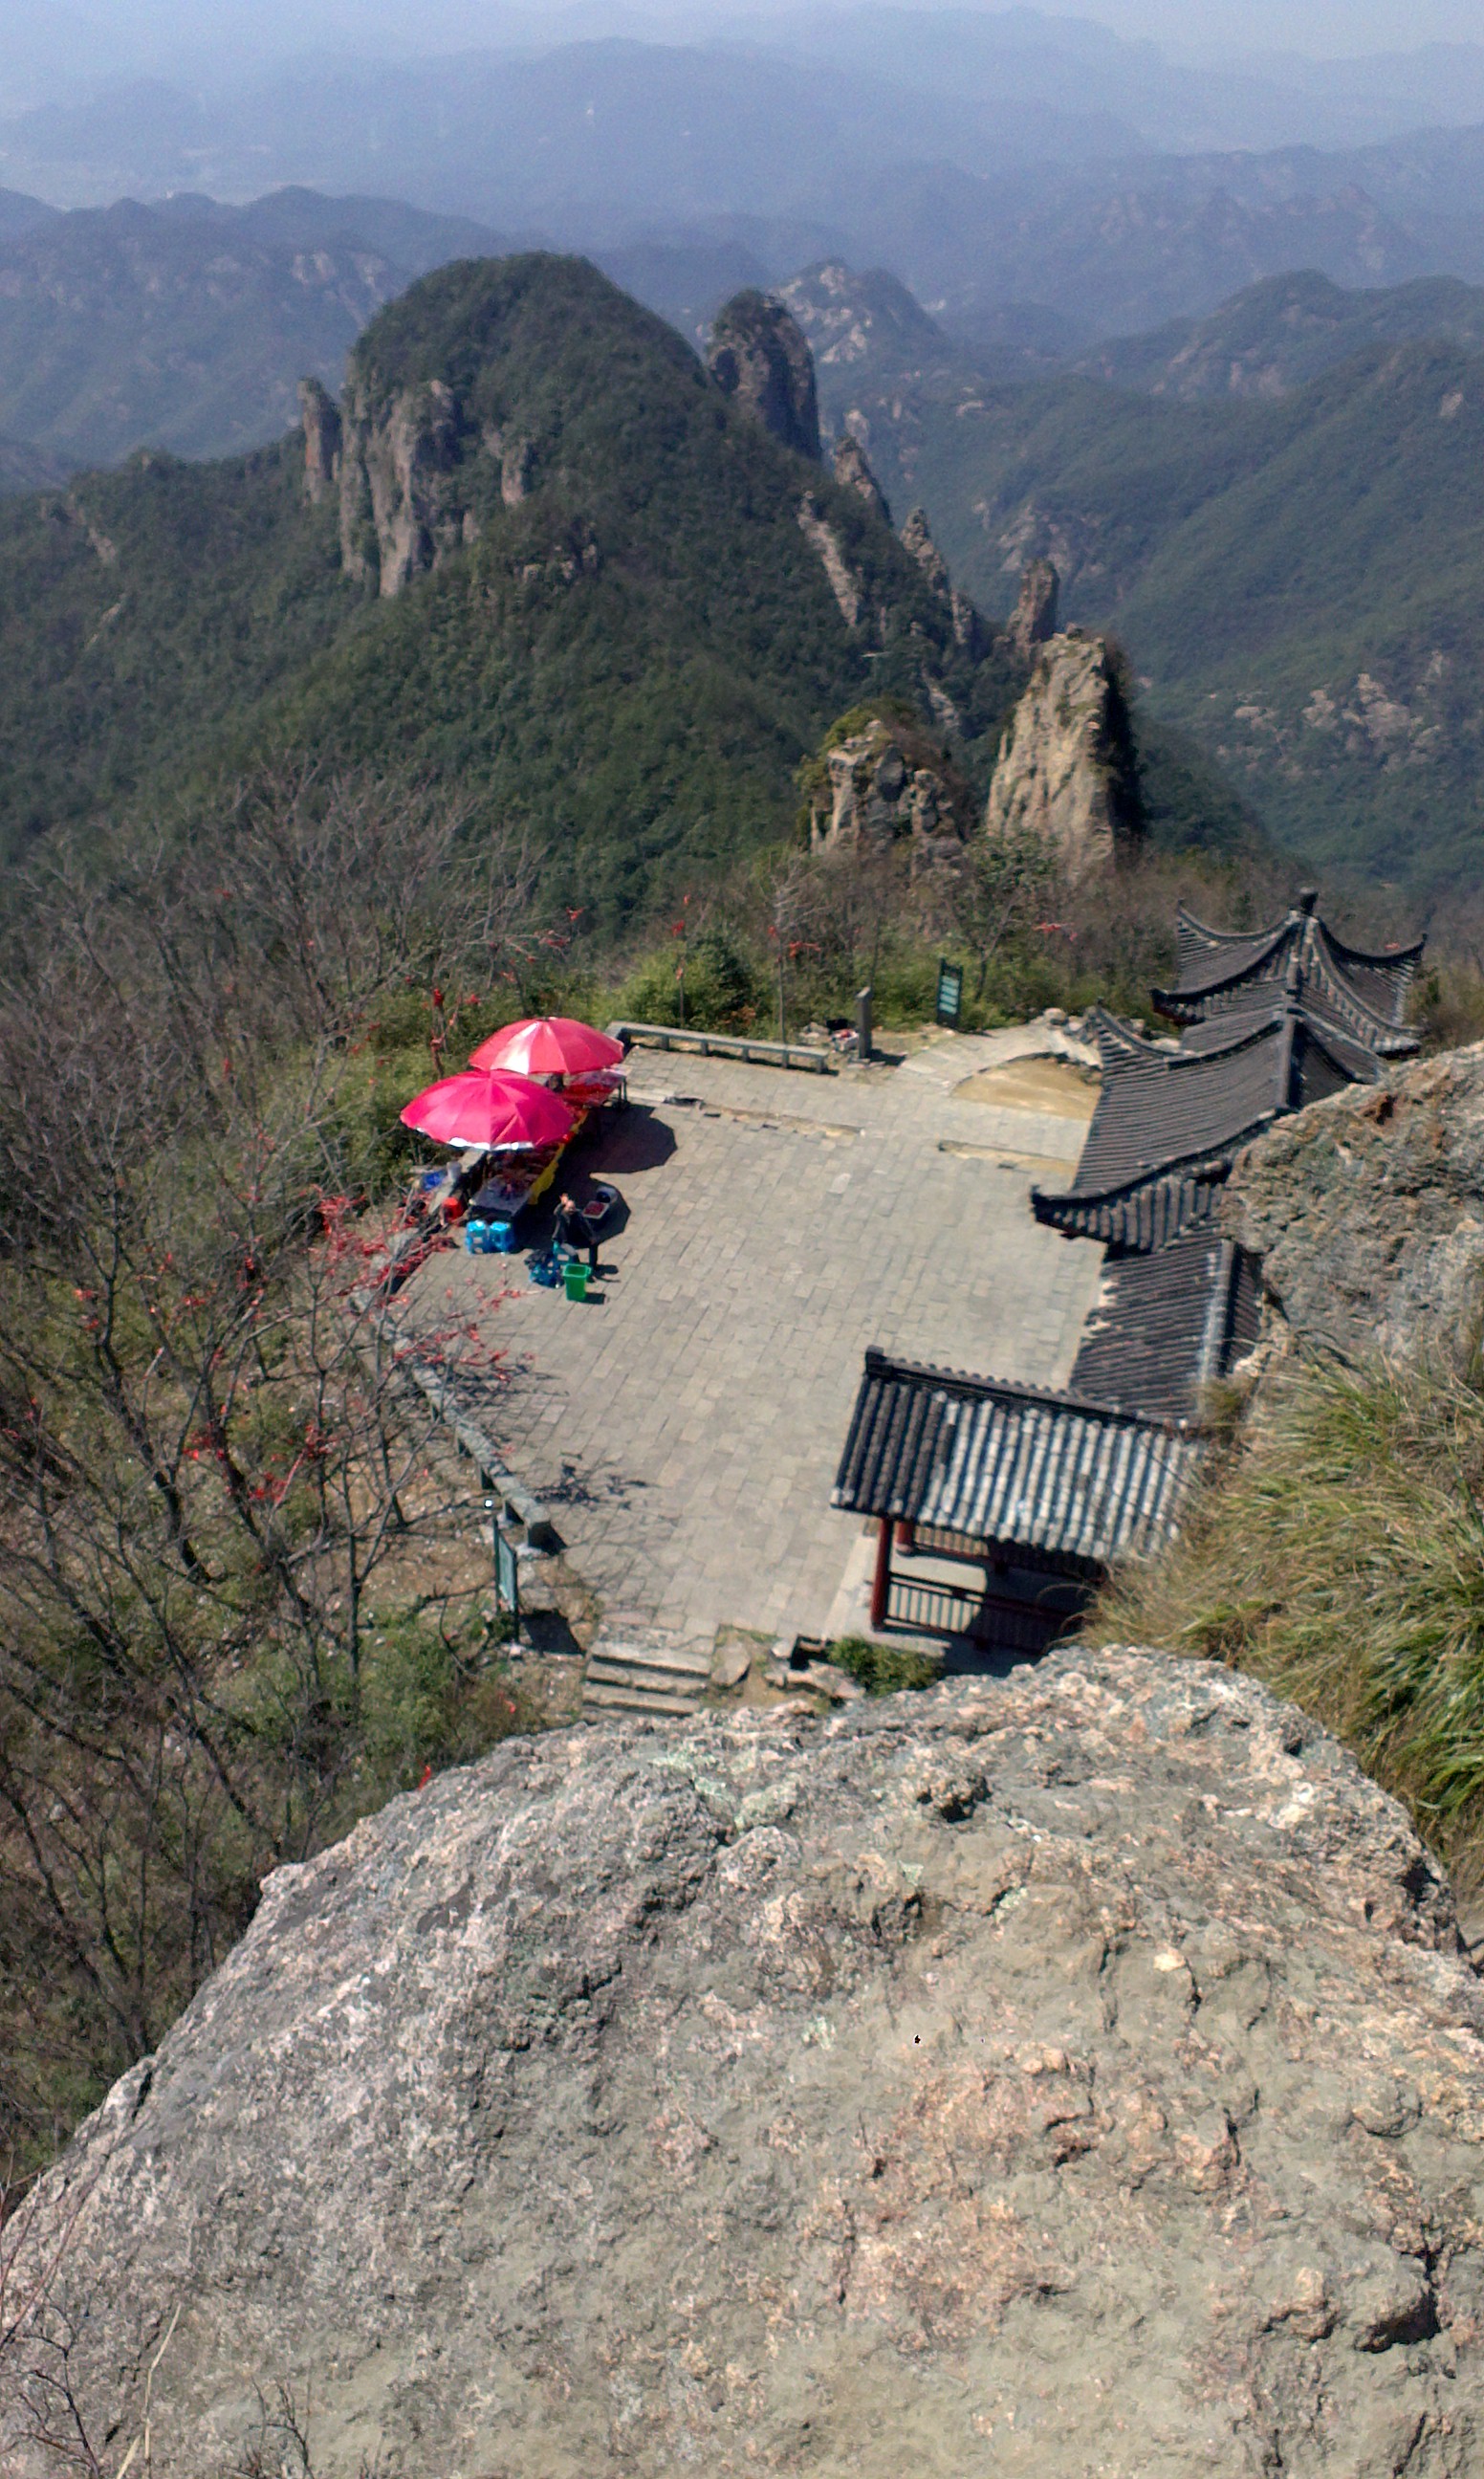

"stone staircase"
[580, 1627, 716, 1721]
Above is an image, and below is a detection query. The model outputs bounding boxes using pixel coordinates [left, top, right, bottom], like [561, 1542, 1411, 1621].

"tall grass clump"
[1094, 1357, 1484, 1882]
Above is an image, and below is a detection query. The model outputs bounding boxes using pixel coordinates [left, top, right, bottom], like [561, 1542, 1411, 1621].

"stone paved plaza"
[412, 1030, 1104, 1648]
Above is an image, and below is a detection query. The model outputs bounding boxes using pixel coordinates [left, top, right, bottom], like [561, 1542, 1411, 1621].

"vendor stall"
[398, 1020, 628, 1257]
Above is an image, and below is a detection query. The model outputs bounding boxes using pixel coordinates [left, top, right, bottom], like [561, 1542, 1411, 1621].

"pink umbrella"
[400, 1068, 577, 1152]
[469, 1016, 625, 1078]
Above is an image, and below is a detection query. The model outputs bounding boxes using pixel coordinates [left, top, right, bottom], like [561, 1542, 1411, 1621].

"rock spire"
[297, 376, 341, 504]
[986, 627, 1143, 880]
[832, 431, 890, 521]
[707, 291, 821, 460]
[1009, 555, 1059, 657]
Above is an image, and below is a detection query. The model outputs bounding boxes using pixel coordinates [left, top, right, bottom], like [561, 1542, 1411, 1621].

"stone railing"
[608, 1020, 832, 1074]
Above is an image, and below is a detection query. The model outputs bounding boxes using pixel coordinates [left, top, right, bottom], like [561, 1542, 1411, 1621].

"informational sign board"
[935, 959, 964, 1029]
[494, 1525, 520, 1623]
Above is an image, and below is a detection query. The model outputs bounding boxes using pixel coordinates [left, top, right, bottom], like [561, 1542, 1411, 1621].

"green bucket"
[563, 1259, 589, 1302]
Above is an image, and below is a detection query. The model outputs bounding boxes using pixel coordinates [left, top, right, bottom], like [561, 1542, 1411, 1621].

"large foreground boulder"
[7, 1650, 1484, 2476]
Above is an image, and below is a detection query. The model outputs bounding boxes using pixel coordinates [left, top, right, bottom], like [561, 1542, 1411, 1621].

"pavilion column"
[870, 1517, 892, 1631]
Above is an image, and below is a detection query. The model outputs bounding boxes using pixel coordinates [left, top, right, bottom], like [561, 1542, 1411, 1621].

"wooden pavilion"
[834, 891, 1424, 1650]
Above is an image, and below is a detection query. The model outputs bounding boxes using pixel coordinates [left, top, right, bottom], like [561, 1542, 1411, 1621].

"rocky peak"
[832, 431, 890, 522]
[898, 502, 985, 656]
[986, 627, 1144, 881]
[804, 704, 973, 860]
[297, 376, 341, 505]
[9, 1651, 1483, 2477]
[1008, 556, 1059, 657]
[337, 367, 475, 596]
[707, 289, 821, 461]
[900, 503, 949, 596]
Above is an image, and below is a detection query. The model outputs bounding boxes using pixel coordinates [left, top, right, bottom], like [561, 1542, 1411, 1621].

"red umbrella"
[469, 1016, 625, 1077]
[400, 1068, 577, 1152]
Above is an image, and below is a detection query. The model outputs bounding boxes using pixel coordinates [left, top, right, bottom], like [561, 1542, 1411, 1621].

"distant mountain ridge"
[0, 252, 1019, 926]
[882, 336, 1484, 899]
[0, 432, 70, 494]
[0, 189, 512, 465]
[1079, 270, 1484, 400]
[12, 27, 1484, 344]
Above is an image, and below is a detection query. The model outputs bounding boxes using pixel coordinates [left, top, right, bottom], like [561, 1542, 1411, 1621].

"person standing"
[556, 1193, 599, 1272]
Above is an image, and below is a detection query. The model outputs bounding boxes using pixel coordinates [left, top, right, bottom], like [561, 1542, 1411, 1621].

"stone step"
[581, 1681, 706, 1720]
[585, 1655, 709, 1698]
[590, 1635, 714, 1678]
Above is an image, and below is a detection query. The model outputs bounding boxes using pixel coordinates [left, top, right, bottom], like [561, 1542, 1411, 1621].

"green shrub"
[618, 927, 765, 1030]
[359, 1605, 524, 1796]
[829, 1634, 943, 1696]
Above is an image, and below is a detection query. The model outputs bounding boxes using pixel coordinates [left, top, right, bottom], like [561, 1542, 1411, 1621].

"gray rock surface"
[900, 501, 950, 597]
[1008, 554, 1060, 656]
[985, 626, 1143, 880]
[297, 375, 342, 504]
[806, 708, 972, 858]
[337, 368, 472, 596]
[832, 429, 890, 521]
[899, 503, 983, 653]
[707, 290, 820, 461]
[1225, 1041, 1484, 1368]
[8, 1649, 1484, 2477]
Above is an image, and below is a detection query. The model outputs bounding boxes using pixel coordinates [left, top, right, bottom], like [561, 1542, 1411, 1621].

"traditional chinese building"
[833, 891, 1424, 1651]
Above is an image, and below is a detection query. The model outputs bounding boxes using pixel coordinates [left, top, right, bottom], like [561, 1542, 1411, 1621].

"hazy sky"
[16, 1, 1484, 61]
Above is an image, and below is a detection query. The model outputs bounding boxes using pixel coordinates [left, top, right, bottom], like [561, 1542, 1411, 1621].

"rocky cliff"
[297, 375, 341, 504]
[335, 365, 481, 597]
[7, 1649, 1484, 2479]
[1008, 554, 1059, 657]
[986, 625, 1144, 879]
[706, 290, 820, 461]
[1225, 1040, 1484, 1371]
[833, 429, 890, 520]
[804, 706, 974, 859]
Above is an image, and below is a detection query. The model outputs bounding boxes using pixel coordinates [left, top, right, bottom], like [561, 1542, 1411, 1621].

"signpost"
[487, 1495, 521, 1627]
[495, 1527, 520, 1624]
[935, 959, 964, 1029]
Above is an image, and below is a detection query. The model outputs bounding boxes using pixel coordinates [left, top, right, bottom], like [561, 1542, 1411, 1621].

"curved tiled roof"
[1053, 1006, 1290, 1196]
[1158, 898, 1423, 1036]
[833, 1349, 1198, 1572]
[1070, 1228, 1261, 1423]
[1033, 998, 1376, 1242]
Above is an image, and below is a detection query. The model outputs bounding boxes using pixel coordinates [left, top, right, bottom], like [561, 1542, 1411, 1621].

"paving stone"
[404, 1041, 1102, 1644]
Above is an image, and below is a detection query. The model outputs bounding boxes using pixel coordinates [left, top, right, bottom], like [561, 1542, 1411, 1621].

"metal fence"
[885, 1573, 1079, 1656]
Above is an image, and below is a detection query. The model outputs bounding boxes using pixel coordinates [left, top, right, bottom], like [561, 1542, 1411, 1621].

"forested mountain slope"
[0, 252, 1018, 927]
[847, 333, 1484, 896]
[1080, 268, 1484, 399]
